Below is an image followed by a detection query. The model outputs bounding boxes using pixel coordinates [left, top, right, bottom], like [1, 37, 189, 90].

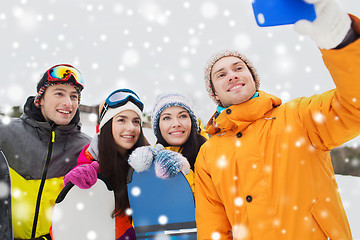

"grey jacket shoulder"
[0, 113, 91, 179]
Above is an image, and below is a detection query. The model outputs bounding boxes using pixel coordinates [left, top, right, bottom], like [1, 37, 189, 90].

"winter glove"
[294, 0, 351, 49]
[63, 161, 99, 189]
[154, 150, 190, 179]
[128, 144, 165, 172]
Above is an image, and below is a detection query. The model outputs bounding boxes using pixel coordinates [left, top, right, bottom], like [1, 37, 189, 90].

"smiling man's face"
[39, 84, 79, 125]
[211, 56, 256, 108]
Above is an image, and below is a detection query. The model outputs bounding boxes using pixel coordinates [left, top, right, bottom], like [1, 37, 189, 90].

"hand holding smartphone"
[252, 0, 316, 27]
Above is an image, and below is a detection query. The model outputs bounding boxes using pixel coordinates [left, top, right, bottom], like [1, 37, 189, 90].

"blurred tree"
[331, 147, 360, 177]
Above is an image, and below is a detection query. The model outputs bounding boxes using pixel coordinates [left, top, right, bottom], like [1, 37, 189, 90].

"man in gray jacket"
[0, 64, 91, 240]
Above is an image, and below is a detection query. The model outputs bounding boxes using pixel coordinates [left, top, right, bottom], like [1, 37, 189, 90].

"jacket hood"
[206, 91, 282, 135]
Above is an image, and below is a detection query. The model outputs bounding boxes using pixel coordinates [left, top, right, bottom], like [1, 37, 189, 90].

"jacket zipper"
[31, 127, 55, 238]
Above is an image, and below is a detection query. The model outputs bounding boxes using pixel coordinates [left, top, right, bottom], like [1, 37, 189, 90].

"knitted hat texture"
[151, 93, 199, 138]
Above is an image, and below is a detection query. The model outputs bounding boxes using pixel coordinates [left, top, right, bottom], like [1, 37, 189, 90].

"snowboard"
[127, 164, 197, 239]
[52, 174, 116, 240]
[252, 0, 316, 27]
[0, 150, 13, 240]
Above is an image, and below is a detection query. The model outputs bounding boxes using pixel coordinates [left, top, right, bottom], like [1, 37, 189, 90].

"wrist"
[335, 19, 360, 49]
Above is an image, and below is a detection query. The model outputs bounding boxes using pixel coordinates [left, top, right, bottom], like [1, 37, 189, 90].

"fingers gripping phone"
[252, 0, 316, 27]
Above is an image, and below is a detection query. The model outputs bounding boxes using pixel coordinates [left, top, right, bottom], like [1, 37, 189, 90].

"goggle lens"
[99, 89, 144, 122]
[48, 65, 84, 88]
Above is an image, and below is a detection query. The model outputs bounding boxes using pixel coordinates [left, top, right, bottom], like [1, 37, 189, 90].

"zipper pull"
[264, 117, 276, 120]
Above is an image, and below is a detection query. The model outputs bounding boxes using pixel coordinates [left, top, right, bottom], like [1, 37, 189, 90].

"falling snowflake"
[312, 112, 325, 124]
[232, 224, 249, 239]
[0, 181, 10, 199]
[200, 2, 218, 19]
[217, 155, 228, 168]
[76, 202, 85, 210]
[131, 186, 141, 197]
[234, 197, 244, 207]
[158, 215, 168, 225]
[211, 231, 220, 240]
[1, 116, 11, 125]
[87, 230, 97, 240]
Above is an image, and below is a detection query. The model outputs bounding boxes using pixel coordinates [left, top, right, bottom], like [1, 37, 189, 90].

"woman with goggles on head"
[59, 89, 150, 240]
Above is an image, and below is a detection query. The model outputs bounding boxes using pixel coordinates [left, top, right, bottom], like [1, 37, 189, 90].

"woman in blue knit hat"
[149, 92, 208, 191]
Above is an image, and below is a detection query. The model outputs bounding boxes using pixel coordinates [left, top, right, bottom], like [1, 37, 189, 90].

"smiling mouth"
[169, 131, 184, 136]
[228, 84, 245, 92]
[57, 110, 71, 114]
[122, 135, 134, 139]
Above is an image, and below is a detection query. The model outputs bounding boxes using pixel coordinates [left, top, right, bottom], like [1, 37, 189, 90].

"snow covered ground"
[335, 174, 360, 239]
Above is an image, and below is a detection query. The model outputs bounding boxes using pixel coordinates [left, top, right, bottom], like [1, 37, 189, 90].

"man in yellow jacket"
[194, 0, 360, 239]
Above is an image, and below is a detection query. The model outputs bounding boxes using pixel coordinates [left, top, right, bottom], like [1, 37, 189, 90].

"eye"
[71, 94, 78, 100]
[216, 72, 226, 79]
[235, 66, 243, 71]
[117, 118, 125, 123]
[162, 116, 170, 121]
[55, 92, 63, 96]
[133, 119, 141, 125]
[179, 114, 188, 119]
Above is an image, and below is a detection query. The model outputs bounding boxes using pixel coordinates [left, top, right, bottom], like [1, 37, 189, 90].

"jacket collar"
[206, 91, 282, 135]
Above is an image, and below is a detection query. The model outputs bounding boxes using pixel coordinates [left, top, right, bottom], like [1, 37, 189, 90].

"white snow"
[336, 174, 360, 239]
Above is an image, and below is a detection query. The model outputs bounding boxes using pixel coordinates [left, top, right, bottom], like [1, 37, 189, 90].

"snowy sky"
[1, 0, 360, 144]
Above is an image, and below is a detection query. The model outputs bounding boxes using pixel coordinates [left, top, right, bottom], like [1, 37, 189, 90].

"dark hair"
[156, 122, 206, 171]
[98, 119, 149, 218]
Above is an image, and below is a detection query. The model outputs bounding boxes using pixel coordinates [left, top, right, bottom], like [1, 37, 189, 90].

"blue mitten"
[128, 144, 165, 172]
[154, 150, 190, 179]
[294, 0, 351, 49]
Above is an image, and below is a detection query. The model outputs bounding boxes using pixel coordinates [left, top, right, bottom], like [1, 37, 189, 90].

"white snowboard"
[52, 176, 115, 240]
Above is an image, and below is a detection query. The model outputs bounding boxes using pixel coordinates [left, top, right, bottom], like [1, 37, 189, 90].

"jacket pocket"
[311, 198, 351, 240]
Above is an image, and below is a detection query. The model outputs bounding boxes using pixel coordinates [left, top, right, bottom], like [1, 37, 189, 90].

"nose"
[126, 121, 136, 131]
[63, 96, 73, 107]
[171, 118, 181, 128]
[228, 72, 238, 82]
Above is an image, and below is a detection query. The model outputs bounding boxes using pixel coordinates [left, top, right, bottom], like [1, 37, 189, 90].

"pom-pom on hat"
[204, 50, 260, 106]
[151, 93, 199, 138]
[34, 64, 84, 108]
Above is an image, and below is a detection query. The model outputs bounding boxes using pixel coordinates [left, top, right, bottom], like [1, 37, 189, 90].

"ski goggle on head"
[99, 89, 144, 122]
[46, 64, 84, 89]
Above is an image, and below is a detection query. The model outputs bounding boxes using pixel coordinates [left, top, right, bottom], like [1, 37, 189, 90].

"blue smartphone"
[252, 0, 316, 27]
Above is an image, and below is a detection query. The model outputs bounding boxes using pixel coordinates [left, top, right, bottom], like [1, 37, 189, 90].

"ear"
[39, 96, 45, 106]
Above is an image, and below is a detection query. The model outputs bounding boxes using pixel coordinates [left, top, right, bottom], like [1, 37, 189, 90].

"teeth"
[229, 85, 242, 91]
[122, 135, 134, 139]
[58, 110, 70, 114]
[170, 131, 183, 135]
